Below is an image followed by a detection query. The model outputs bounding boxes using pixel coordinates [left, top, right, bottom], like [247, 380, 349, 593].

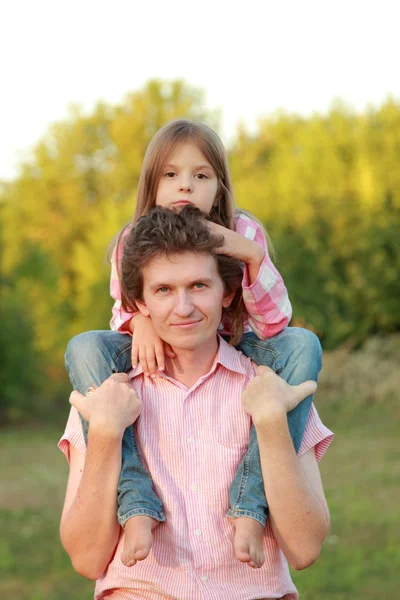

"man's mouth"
[170, 320, 201, 328]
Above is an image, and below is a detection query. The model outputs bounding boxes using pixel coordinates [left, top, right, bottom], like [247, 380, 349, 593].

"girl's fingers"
[131, 343, 139, 368]
[155, 344, 165, 372]
[164, 344, 176, 358]
[145, 349, 157, 378]
[138, 349, 149, 377]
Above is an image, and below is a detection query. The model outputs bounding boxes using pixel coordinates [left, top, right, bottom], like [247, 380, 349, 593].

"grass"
[0, 396, 398, 599]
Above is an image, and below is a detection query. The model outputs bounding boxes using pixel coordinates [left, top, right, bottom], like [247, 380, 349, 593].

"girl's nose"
[179, 176, 192, 192]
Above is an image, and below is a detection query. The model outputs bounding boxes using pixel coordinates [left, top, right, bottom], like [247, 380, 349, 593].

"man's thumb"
[69, 390, 86, 411]
[293, 380, 317, 403]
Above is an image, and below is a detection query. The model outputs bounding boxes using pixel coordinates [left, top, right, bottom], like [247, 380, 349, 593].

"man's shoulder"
[218, 336, 257, 379]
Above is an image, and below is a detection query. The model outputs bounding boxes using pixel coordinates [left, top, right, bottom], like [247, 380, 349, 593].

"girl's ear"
[135, 299, 150, 317]
[222, 291, 235, 309]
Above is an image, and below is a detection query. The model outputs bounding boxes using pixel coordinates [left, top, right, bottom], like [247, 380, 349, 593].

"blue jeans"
[64, 327, 322, 528]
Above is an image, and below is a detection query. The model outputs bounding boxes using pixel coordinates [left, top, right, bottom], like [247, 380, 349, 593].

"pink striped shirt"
[110, 211, 292, 339]
[59, 337, 333, 600]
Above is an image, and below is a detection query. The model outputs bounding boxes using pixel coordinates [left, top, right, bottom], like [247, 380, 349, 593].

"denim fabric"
[64, 330, 165, 525]
[227, 327, 323, 527]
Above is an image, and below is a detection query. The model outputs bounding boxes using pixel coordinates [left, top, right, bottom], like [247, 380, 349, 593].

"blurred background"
[1, 1, 399, 598]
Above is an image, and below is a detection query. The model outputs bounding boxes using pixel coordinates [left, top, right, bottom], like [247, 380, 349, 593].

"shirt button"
[201, 575, 208, 582]
[187, 436, 195, 444]
[194, 529, 202, 536]
[191, 484, 198, 491]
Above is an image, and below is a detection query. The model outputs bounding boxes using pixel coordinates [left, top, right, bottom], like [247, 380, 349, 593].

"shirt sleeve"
[235, 213, 292, 340]
[109, 226, 138, 334]
[58, 407, 87, 463]
[297, 404, 334, 461]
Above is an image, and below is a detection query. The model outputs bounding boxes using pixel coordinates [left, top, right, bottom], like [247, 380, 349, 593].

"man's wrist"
[252, 404, 287, 430]
[88, 420, 125, 443]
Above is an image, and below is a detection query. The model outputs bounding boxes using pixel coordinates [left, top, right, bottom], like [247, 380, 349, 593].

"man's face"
[136, 251, 233, 352]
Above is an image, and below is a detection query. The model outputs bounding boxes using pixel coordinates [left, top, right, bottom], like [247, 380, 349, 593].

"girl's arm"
[210, 215, 292, 339]
[109, 226, 138, 334]
[235, 214, 292, 339]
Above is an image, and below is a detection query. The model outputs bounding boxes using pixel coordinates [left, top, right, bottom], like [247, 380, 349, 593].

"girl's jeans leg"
[227, 327, 322, 527]
[64, 330, 165, 525]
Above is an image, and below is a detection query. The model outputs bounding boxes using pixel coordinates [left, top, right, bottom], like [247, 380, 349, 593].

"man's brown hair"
[121, 206, 245, 345]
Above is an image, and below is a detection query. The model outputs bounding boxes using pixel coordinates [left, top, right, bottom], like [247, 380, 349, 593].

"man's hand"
[69, 373, 142, 437]
[242, 366, 317, 426]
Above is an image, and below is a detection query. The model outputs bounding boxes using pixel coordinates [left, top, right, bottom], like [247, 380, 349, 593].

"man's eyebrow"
[149, 277, 214, 290]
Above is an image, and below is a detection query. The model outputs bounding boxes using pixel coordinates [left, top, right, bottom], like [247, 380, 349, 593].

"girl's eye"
[164, 172, 176, 178]
[196, 173, 208, 180]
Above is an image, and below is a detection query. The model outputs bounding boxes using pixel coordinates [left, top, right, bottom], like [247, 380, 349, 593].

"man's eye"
[193, 283, 206, 289]
[158, 287, 169, 293]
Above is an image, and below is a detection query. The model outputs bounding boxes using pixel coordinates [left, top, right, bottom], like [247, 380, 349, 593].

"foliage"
[0, 79, 399, 418]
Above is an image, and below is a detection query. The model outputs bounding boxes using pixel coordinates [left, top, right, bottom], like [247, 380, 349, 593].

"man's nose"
[174, 292, 194, 316]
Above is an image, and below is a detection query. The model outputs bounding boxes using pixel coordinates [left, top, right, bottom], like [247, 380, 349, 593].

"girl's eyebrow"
[163, 163, 213, 170]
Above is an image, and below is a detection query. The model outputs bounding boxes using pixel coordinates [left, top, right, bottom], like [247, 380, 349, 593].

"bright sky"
[1, 0, 398, 180]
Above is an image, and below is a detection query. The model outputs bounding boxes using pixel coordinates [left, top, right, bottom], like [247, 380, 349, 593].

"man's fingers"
[293, 380, 317, 403]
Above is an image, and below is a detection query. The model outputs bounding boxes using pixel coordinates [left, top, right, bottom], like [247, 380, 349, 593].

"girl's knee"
[65, 331, 106, 365]
[288, 327, 322, 373]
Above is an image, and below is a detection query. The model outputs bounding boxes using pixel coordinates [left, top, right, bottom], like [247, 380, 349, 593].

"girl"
[65, 119, 322, 571]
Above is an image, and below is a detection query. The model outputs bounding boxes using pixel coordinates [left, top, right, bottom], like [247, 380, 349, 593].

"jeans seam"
[231, 452, 250, 508]
[114, 344, 132, 369]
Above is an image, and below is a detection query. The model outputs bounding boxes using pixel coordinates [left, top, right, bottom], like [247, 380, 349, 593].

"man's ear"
[135, 299, 150, 317]
[222, 290, 236, 309]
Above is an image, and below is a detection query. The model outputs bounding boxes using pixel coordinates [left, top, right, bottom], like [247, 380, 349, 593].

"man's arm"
[60, 374, 142, 580]
[242, 366, 330, 570]
[60, 428, 122, 580]
[256, 413, 330, 570]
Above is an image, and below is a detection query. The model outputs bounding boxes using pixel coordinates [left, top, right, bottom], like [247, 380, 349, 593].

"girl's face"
[155, 142, 219, 214]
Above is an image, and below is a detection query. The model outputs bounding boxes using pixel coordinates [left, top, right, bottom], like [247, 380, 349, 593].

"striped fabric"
[59, 338, 333, 600]
[110, 211, 292, 339]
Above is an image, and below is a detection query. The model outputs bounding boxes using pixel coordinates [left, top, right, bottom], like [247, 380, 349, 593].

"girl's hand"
[131, 313, 175, 378]
[208, 222, 264, 266]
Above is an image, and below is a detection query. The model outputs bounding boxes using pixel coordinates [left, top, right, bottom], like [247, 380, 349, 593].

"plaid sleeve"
[109, 225, 138, 334]
[235, 212, 292, 339]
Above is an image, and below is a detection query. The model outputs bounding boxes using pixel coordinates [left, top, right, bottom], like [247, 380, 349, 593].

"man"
[59, 207, 333, 600]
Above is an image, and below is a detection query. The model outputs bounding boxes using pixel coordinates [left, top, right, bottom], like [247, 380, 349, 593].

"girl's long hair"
[112, 119, 275, 338]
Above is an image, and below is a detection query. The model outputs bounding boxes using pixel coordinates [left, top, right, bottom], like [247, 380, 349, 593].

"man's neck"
[164, 336, 219, 388]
